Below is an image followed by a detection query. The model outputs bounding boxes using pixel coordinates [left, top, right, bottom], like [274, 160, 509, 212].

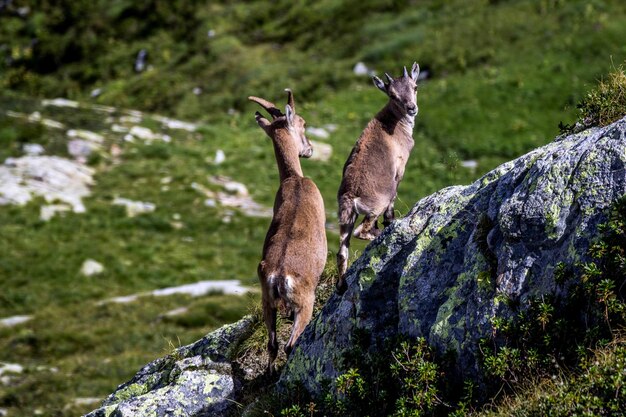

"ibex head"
[248, 89, 313, 158]
[372, 62, 420, 117]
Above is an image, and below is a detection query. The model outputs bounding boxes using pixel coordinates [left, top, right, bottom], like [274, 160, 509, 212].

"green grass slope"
[1, 0, 626, 415]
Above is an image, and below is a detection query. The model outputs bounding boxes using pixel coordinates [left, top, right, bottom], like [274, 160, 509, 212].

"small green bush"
[562, 62, 626, 131]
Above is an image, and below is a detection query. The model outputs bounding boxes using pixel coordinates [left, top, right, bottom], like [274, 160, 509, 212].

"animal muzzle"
[406, 104, 418, 117]
[302, 147, 313, 158]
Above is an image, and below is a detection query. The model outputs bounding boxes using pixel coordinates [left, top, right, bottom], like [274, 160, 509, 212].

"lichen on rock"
[86, 117, 626, 414]
[84, 315, 257, 417]
[280, 116, 626, 396]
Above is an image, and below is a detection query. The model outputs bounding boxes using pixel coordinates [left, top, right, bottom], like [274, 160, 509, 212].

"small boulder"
[309, 140, 332, 162]
[80, 259, 104, 277]
[112, 197, 156, 217]
[22, 143, 45, 156]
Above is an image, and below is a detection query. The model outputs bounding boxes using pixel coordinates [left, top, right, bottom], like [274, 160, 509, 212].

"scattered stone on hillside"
[222, 209, 234, 224]
[0, 315, 32, 328]
[128, 126, 155, 141]
[151, 280, 249, 297]
[192, 178, 272, 218]
[65, 398, 102, 411]
[68, 139, 100, 162]
[152, 115, 198, 132]
[0, 363, 24, 386]
[90, 88, 102, 98]
[280, 116, 626, 396]
[100, 280, 250, 305]
[0, 156, 94, 213]
[0, 363, 21, 375]
[67, 129, 104, 144]
[214, 149, 225, 165]
[84, 316, 258, 417]
[353, 61, 374, 76]
[193, 87, 202, 95]
[119, 115, 142, 125]
[307, 126, 330, 139]
[111, 124, 129, 133]
[112, 197, 156, 217]
[209, 175, 248, 196]
[81, 259, 104, 277]
[0, 407, 7, 416]
[22, 143, 45, 156]
[461, 159, 478, 174]
[110, 144, 122, 164]
[126, 125, 171, 143]
[42, 98, 79, 108]
[461, 160, 478, 169]
[40, 204, 71, 221]
[40, 118, 65, 129]
[135, 49, 148, 73]
[6, 110, 65, 129]
[163, 307, 189, 317]
[309, 140, 332, 162]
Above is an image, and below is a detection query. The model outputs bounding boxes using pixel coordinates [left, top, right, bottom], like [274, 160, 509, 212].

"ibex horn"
[285, 88, 295, 113]
[248, 96, 283, 119]
[403, 66, 409, 78]
[385, 73, 394, 84]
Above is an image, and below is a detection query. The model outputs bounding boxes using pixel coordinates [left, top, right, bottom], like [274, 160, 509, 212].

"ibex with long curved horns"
[336, 62, 420, 293]
[249, 89, 327, 373]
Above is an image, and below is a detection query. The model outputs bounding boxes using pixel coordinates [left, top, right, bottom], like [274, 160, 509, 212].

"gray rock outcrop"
[84, 315, 257, 417]
[0, 155, 94, 212]
[85, 116, 626, 414]
[281, 116, 626, 394]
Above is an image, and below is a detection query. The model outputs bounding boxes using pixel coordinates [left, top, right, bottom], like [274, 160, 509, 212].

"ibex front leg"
[337, 203, 357, 294]
[337, 222, 355, 294]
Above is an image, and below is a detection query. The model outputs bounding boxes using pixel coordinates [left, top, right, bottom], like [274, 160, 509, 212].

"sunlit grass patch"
[576, 61, 626, 128]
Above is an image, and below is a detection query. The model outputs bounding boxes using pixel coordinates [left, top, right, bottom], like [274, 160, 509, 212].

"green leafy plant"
[390, 339, 443, 417]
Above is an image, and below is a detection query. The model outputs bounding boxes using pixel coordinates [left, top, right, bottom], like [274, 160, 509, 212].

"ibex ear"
[285, 104, 295, 126]
[372, 75, 387, 94]
[411, 62, 420, 81]
[254, 111, 271, 133]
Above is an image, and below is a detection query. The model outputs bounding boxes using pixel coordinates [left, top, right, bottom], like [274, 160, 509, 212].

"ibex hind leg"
[263, 302, 279, 375]
[337, 210, 357, 294]
[284, 292, 314, 356]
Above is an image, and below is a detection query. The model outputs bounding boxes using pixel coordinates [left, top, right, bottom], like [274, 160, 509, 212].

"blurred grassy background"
[1, 0, 626, 415]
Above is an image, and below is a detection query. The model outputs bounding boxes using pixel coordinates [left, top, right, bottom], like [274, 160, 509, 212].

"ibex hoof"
[354, 231, 378, 241]
[353, 223, 381, 241]
[336, 278, 348, 295]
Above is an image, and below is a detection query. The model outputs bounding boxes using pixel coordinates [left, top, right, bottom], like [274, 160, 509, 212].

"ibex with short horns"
[336, 62, 420, 293]
[249, 89, 327, 373]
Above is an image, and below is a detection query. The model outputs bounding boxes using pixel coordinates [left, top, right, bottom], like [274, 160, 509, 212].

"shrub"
[561, 62, 626, 132]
